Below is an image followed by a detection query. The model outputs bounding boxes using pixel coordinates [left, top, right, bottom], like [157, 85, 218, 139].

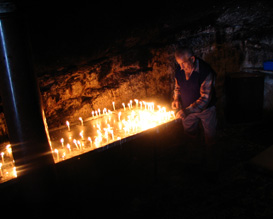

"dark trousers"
[181, 106, 218, 171]
[182, 106, 217, 145]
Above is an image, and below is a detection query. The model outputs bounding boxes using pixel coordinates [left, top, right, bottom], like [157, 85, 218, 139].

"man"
[172, 46, 217, 146]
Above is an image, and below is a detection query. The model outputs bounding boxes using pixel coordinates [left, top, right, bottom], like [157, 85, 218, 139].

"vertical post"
[0, 1, 56, 201]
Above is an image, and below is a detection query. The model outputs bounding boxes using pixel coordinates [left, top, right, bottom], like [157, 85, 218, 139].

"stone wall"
[39, 47, 176, 127]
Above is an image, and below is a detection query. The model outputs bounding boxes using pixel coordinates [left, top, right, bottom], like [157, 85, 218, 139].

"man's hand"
[172, 100, 180, 110]
[176, 109, 189, 119]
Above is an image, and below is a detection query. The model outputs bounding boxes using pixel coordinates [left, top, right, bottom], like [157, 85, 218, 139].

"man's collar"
[193, 58, 199, 73]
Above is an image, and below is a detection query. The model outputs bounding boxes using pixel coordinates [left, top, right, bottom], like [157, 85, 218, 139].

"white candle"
[92, 111, 94, 117]
[122, 103, 126, 111]
[98, 109, 101, 116]
[60, 138, 64, 148]
[73, 139, 79, 150]
[134, 99, 138, 108]
[0, 163, 3, 177]
[79, 130, 84, 140]
[62, 152, 66, 160]
[6, 144, 12, 156]
[130, 100, 133, 109]
[88, 137, 92, 147]
[79, 117, 83, 126]
[110, 130, 114, 140]
[76, 140, 81, 150]
[67, 144, 71, 153]
[128, 103, 130, 110]
[1, 152, 4, 164]
[112, 102, 115, 111]
[95, 111, 98, 116]
[66, 121, 70, 131]
[13, 167, 17, 177]
[144, 102, 147, 110]
[97, 124, 101, 130]
[140, 101, 142, 110]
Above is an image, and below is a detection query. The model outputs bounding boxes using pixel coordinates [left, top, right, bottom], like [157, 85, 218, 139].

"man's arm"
[173, 78, 181, 100]
[186, 72, 214, 113]
[172, 78, 181, 109]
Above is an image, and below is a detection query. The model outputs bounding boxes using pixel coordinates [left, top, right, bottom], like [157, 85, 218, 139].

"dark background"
[17, 0, 235, 67]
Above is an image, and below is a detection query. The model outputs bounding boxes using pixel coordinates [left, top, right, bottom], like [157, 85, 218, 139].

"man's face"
[176, 56, 194, 73]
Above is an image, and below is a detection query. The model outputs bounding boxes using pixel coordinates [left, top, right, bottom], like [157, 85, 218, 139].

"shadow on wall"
[203, 43, 244, 127]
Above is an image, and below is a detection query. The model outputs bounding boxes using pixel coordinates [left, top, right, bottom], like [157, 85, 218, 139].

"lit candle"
[140, 101, 142, 110]
[95, 111, 98, 116]
[118, 112, 121, 121]
[88, 137, 92, 147]
[79, 130, 84, 140]
[1, 152, 4, 164]
[79, 117, 83, 126]
[77, 140, 82, 150]
[103, 108, 107, 114]
[6, 144, 12, 156]
[54, 149, 59, 162]
[66, 121, 70, 131]
[128, 103, 130, 110]
[134, 99, 138, 108]
[62, 152, 66, 160]
[73, 139, 79, 150]
[98, 109, 101, 116]
[92, 111, 94, 117]
[0, 163, 3, 177]
[97, 124, 101, 130]
[122, 103, 126, 111]
[123, 127, 127, 135]
[67, 144, 71, 153]
[130, 100, 133, 109]
[13, 166, 17, 177]
[112, 102, 115, 111]
[110, 130, 114, 140]
[60, 138, 64, 148]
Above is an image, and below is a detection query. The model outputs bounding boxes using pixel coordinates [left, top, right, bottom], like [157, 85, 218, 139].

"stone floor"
[116, 118, 273, 218]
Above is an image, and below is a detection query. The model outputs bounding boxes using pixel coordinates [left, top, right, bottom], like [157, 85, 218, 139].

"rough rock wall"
[39, 47, 176, 127]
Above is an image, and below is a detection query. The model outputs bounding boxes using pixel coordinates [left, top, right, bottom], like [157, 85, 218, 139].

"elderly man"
[172, 46, 217, 146]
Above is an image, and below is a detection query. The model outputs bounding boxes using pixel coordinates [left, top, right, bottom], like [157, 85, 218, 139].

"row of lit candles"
[0, 144, 17, 180]
[65, 99, 157, 131]
[52, 101, 175, 162]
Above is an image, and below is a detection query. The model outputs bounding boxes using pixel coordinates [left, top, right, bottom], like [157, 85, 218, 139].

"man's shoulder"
[197, 58, 216, 75]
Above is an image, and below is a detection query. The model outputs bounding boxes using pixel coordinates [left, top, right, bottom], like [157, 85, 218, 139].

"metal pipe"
[0, 1, 56, 200]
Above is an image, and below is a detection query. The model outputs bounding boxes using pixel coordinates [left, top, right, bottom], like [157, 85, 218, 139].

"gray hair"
[175, 46, 194, 59]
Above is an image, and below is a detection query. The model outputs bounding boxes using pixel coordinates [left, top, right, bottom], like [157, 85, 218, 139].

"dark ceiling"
[14, 0, 270, 69]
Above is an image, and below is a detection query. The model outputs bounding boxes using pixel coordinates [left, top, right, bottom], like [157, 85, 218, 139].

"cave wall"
[0, 2, 273, 135]
[39, 47, 175, 127]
